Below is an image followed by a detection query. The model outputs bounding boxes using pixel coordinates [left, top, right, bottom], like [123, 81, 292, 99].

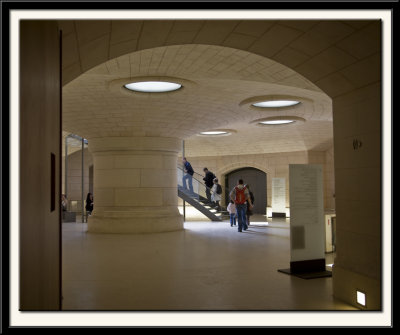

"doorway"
[225, 167, 267, 214]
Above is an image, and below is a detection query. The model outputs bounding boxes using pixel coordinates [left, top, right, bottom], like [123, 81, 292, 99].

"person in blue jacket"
[182, 157, 194, 193]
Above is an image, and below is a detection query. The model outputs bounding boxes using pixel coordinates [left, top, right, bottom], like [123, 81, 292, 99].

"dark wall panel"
[20, 20, 61, 310]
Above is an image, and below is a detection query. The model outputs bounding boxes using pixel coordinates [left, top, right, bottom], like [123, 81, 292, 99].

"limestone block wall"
[62, 147, 93, 213]
[67, 146, 335, 215]
[332, 82, 381, 310]
[180, 148, 335, 211]
[309, 149, 336, 210]
[324, 147, 336, 210]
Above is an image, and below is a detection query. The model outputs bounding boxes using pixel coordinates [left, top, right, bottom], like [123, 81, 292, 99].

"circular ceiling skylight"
[259, 120, 295, 125]
[197, 129, 236, 137]
[200, 131, 229, 135]
[250, 116, 305, 127]
[252, 100, 300, 108]
[124, 81, 182, 93]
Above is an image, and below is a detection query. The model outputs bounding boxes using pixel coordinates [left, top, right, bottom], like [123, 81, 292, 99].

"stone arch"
[59, 19, 381, 101]
[225, 167, 267, 214]
[58, 18, 383, 309]
[63, 42, 332, 145]
[218, 162, 269, 177]
[217, 162, 271, 209]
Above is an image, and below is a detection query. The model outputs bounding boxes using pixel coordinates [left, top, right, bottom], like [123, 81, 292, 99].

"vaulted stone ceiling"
[60, 19, 379, 156]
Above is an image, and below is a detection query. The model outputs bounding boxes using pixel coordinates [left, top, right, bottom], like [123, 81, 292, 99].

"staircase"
[177, 167, 230, 222]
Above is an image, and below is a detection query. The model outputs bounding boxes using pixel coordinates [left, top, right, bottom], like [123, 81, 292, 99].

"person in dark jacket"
[85, 192, 94, 216]
[245, 185, 255, 226]
[203, 167, 216, 202]
[61, 194, 68, 212]
[182, 157, 194, 193]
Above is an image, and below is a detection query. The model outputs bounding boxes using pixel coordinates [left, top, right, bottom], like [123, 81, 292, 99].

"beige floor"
[62, 215, 356, 311]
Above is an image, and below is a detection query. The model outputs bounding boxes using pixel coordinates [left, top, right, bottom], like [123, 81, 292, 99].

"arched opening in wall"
[225, 167, 267, 215]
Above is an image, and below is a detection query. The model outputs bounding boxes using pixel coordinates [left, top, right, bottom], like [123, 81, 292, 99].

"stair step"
[178, 188, 223, 222]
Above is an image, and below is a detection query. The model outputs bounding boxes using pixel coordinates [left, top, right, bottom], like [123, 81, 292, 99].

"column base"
[87, 208, 184, 234]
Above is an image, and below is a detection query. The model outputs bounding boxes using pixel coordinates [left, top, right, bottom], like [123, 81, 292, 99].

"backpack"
[216, 184, 222, 194]
[235, 186, 247, 204]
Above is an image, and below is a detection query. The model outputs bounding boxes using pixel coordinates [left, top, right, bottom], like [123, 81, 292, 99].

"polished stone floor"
[62, 214, 356, 313]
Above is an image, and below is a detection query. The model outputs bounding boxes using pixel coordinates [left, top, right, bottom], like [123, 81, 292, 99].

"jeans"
[182, 173, 193, 193]
[230, 213, 237, 226]
[236, 203, 248, 232]
[205, 187, 212, 202]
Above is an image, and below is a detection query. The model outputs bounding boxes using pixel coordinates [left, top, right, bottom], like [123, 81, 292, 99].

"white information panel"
[272, 178, 286, 213]
[289, 164, 325, 262]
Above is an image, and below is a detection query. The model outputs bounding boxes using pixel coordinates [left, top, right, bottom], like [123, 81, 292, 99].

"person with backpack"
[229, 179, 253, 232]
[211, 177, 222, 211]
[203, 168, 216, 203]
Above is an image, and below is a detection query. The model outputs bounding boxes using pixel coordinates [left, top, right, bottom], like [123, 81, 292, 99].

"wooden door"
[20, 20, 61, 310]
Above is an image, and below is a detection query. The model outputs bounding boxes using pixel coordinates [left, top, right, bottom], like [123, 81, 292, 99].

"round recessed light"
[252, 100, 300, 108]
[197, 129, 236, 137]
[124, 81, 182, 93]
[200, 131, 229, 135]
[250, 116, 305, 127]
[259, 120, 295, 125]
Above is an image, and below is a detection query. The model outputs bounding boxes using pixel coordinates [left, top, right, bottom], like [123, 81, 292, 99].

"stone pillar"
[87, 137, 183, 233]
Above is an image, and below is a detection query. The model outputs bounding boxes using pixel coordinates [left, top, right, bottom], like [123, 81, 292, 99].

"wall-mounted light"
[353, 139, 363, 150]
[356, 290, 366, 307]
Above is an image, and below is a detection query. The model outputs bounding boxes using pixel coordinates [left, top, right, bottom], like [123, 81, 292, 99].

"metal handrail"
[177, 165, 231, 206]
[177, 165, 210, 190]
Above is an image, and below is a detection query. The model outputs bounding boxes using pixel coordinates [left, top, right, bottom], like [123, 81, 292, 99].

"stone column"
[87, 137, 183, 233]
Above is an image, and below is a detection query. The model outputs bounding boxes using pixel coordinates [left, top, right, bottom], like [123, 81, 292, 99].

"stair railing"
[177, 165, 209, 201]
[177, 165, 232, 210]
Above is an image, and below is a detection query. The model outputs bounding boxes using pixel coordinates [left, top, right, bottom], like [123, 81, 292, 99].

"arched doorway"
[225, 167, 267, 215]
